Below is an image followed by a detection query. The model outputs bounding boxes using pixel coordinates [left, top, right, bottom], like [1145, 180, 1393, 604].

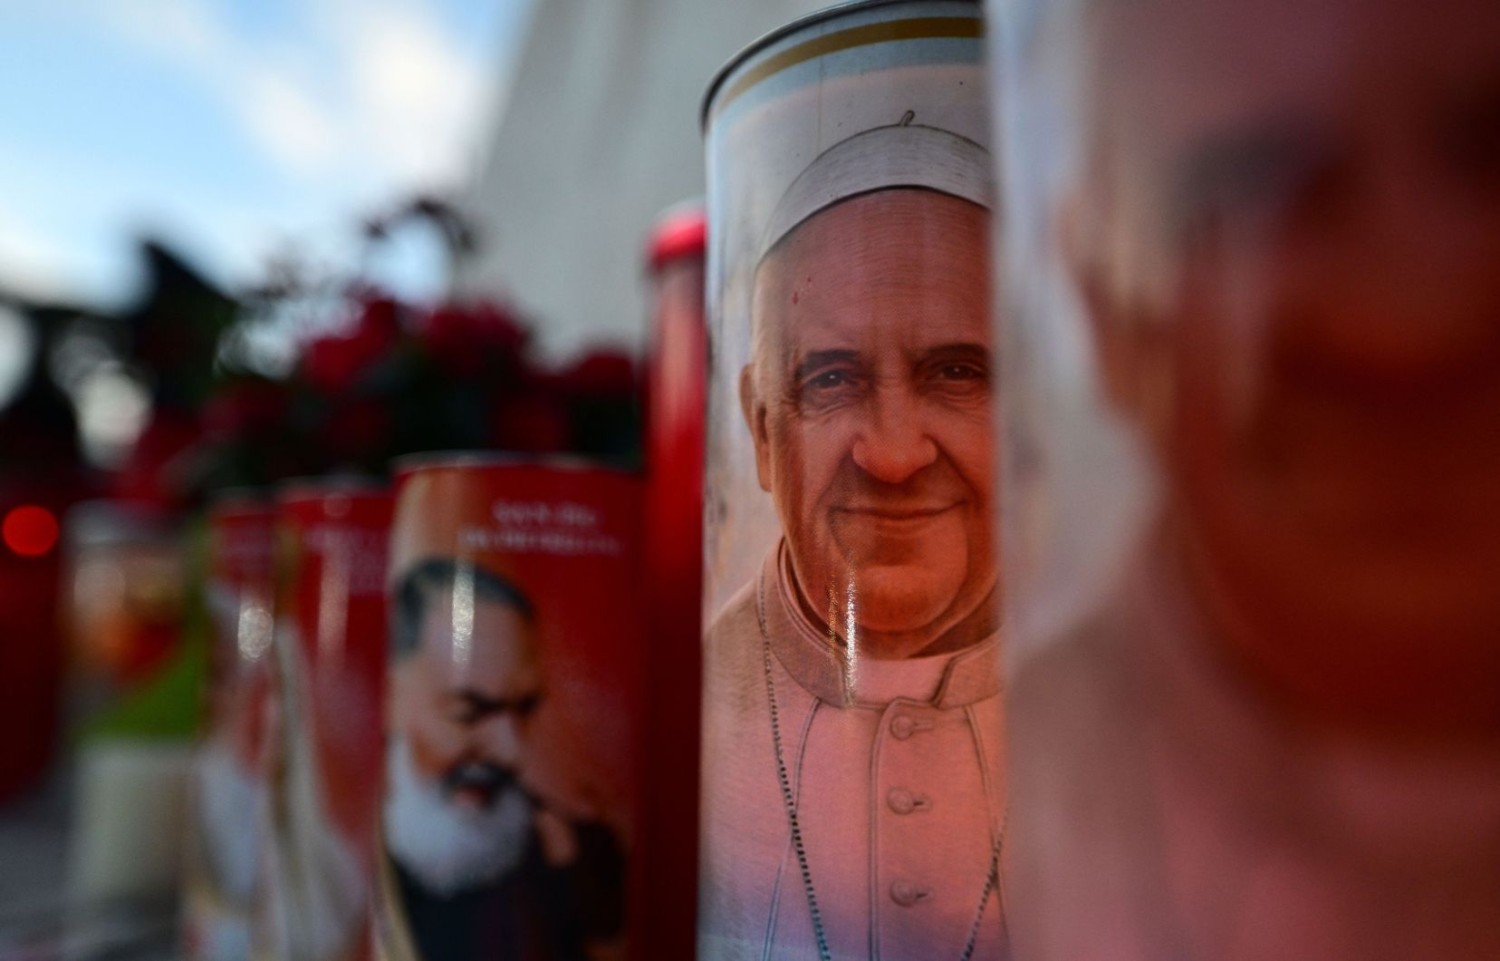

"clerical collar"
[1123, 530, 1500, 862]
[759, 542, 1001, 709]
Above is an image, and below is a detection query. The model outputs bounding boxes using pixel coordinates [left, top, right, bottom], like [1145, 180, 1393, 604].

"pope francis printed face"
[741, 187, 998, 660]
[700, 127, 1006, 960]
[998, 4, 1500, 960]
[1076, 0, 1500, 731]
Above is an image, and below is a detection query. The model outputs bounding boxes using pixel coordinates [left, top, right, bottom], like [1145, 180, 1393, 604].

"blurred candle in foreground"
[374, 454, 643, 961]
[0, 486, 69, 801]
[994, 0, 1500, 958]
[641, 201, 707, 959]
[255, 480, 391, 961]
[185, 492, 277, 961]
[64, 501, 193, 909]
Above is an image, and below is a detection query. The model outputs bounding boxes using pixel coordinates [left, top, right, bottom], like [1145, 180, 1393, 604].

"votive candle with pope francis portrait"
[700, 3, 1005, 959]
[993, 0, 1500, 958]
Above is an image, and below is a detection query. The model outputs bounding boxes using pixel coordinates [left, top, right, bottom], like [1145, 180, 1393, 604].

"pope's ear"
[739, 365, 773, 493]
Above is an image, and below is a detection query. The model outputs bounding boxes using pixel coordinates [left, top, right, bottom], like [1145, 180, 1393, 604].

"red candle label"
[186, 499, 277, 961]
[256, 486, 392, 961]
[375, 458, 643, 961]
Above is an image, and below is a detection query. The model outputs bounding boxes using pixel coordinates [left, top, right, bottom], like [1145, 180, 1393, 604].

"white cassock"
[1004, 549, 1500, 961]
[700, 543, 1006, 961]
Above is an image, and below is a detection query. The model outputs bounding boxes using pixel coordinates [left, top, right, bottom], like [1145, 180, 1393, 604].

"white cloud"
[0, 0, 526, 308]
[338, 1, 490, 184]
[241, 68, 342, 178]
[76, 0, 499, 192]
[0, 199, 112, 303]
[95, 0, 227, 67]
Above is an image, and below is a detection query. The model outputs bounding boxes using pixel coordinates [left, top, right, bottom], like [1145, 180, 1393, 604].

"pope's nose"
[850, 386, 939, 484]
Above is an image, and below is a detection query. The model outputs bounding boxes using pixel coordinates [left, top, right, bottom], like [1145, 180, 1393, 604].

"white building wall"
[452, 0, 825, 360]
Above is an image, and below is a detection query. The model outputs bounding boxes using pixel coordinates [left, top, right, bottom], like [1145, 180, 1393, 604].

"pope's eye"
[940, 364, 983, 381]
[795, 359, 865, 408]
[806, 369, 852, 391]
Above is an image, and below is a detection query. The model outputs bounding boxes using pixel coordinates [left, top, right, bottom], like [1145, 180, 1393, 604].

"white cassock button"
[890, 715, 916, 740]
[887, 788, 916, 814]
[890, 880, 932, 907]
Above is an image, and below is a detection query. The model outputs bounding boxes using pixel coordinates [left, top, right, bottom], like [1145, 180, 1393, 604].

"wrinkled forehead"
[1054, 0, 1500, 279]
[1087, 0, 1500, 148]
[750, 190, 990, 358]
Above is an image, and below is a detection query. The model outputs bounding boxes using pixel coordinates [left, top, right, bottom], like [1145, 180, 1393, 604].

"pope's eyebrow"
[793, 349, 861, 382]
[1170, 117, 1333, 230]
[917, 342, 991, 366]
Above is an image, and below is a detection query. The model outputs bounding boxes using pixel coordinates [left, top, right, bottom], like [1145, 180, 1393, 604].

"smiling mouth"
[835, 503, 960, 521]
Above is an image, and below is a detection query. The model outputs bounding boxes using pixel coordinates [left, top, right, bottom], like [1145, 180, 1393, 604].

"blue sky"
[0, 0, 530, 310]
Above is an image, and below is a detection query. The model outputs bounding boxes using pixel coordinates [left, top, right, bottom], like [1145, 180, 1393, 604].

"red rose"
[201, 380, 288, 439]
[114, 409, 201, 508]
[420, 300, 530, 378]
[419, 305, 481, 376]
[354, 296, 402, 352]
[490, 394, 571, 453]
[299, 297, 405, 394]
[301, 336, 358, 394]
[322, 398, 392, 465]
[554, 350, 638, 398]
[468, 301, 528, 354]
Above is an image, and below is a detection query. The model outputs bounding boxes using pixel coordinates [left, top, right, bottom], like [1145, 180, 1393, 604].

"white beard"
[195, 740, 260, 903]
[382, 738, 532, 898]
